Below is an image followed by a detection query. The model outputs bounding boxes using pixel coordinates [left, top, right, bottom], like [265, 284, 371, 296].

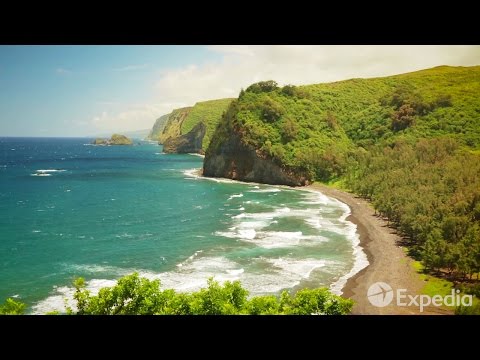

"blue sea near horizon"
[0, 137, 367, 313]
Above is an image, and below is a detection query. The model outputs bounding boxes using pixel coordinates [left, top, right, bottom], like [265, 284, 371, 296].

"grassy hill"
[148, 98, 233, 151]
[181, 98, 234, 150]
[206, 65, 480, 290]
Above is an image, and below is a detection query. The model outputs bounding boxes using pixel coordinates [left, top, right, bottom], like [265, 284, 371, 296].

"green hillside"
[157, 107, 192, 144]
[206, 66, 480, 286]
[148, 99, 233, 151]
[147, 113, 170, 141]
[181, 98, 234, 150]
[208, 66, 480, 181]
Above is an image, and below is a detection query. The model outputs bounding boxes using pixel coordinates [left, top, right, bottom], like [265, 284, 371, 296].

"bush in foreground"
[0, 273, 354, 315]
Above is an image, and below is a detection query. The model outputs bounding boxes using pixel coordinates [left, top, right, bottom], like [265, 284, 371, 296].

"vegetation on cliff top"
[206, 65, 480, 290]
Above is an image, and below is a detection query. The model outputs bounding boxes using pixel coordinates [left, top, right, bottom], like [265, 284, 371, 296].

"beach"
[308, 183, 451, 315]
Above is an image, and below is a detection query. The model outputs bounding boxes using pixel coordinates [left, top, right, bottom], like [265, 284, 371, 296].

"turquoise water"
[0, 137, 367, 313]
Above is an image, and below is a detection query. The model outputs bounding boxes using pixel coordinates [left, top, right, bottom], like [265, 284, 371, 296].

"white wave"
[305, 217, 322, 229]
[329, 205, 369, 295]
[227, 193, 243, 200]
[32, 252, 338, 314]
[244, 231, 328, 249]
[188, 153, 205, 158]
[36, 169, 66, 173]
[248, 188, 282, 193]
[31, 173, 52, 177]
[268, 258, 326, 279]
[32, 230, 42, 233]
[155, 152, 165, 155]
[63, 263, 134, 276]
[238, 229, 256, 239]
[295, 187, 369, 295]
[182, 168, 202, 179]
[32, 279, 118, 314]
[227, 269, 244, 275]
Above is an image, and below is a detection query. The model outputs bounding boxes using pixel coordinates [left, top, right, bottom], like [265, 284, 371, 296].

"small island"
[93, 134, 133, 146]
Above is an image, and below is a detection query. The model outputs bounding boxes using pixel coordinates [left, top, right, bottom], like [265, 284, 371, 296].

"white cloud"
[113, 64, 149, 71]
[56, 67, 72, 75]
[91, 102, 187, 133]
[92, 46, 480, 133]
[154, 45, 480, 106]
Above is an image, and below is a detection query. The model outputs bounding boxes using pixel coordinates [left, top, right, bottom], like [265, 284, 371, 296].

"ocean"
[0, 137, 367, 313]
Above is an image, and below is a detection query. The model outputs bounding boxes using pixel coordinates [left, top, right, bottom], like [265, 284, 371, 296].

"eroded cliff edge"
[163, 122, 206, 154]
[203, 130, 309, 186]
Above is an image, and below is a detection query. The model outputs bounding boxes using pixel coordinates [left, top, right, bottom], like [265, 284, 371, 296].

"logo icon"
[367, 282, 393, 307]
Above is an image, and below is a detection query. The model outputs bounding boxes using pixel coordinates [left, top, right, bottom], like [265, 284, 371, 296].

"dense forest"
[207, 66, 480, 293]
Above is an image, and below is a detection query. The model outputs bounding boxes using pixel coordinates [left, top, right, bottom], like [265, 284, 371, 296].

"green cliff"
[163, 122, 207, 154]
[205, 66, 480, 184]
[148, 98, 233, 153]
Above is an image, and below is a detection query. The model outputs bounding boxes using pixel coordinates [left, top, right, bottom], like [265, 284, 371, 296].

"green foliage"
[346, 138, 480, 280]
[261, 98, 285, 123]
[0, 298, 26, 315]
[180, 98, 234, 150]
[67, 273, 352, 315]
[391, 104, 416, 131]
[246, 80, 279, 93]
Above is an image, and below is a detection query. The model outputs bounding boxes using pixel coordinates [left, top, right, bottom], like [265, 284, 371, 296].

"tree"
[0, 298, 26, 315]
[245, 80, 279, 93]
[281, 116, 299, 142]
[53, 273, 355, 315]
[391, 104, 416, 131]
[261, 98, 285, 123]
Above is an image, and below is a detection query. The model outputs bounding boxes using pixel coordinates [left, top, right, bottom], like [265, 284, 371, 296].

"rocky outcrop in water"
[93, 134, 133, 145]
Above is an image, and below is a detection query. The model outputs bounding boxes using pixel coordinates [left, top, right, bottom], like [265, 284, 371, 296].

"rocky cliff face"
[203, 131, 310, 186]
[158, 107, 193, 144]
[163, 122, 207, 154]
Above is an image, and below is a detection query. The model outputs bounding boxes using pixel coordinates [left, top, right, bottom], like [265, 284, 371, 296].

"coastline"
[307, 183, 451, 315]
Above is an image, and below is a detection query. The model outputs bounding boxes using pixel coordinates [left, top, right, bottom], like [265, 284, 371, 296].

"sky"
[0, 45, 479, 137]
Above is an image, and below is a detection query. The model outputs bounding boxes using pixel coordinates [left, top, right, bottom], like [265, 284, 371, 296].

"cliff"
[163, 122, 206, 154]
[203, 130, 310, 186]
[158, 107, 193, 144]
[204, 66, 480, 185]
[147, 113, 170, 140]
[147, 98, 233, 153]
[93, 134, 133, 145]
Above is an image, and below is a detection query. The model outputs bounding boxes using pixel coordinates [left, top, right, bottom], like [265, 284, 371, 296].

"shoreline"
[307, 183, 451, 315]
[194, 170, 450, 314]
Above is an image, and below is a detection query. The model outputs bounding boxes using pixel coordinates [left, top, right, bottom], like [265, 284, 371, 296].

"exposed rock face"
[163, 122, 206, 154]
[93, 134, 133, 145]
[158, 107, 192, 144]
[203, 132, 310, 186]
